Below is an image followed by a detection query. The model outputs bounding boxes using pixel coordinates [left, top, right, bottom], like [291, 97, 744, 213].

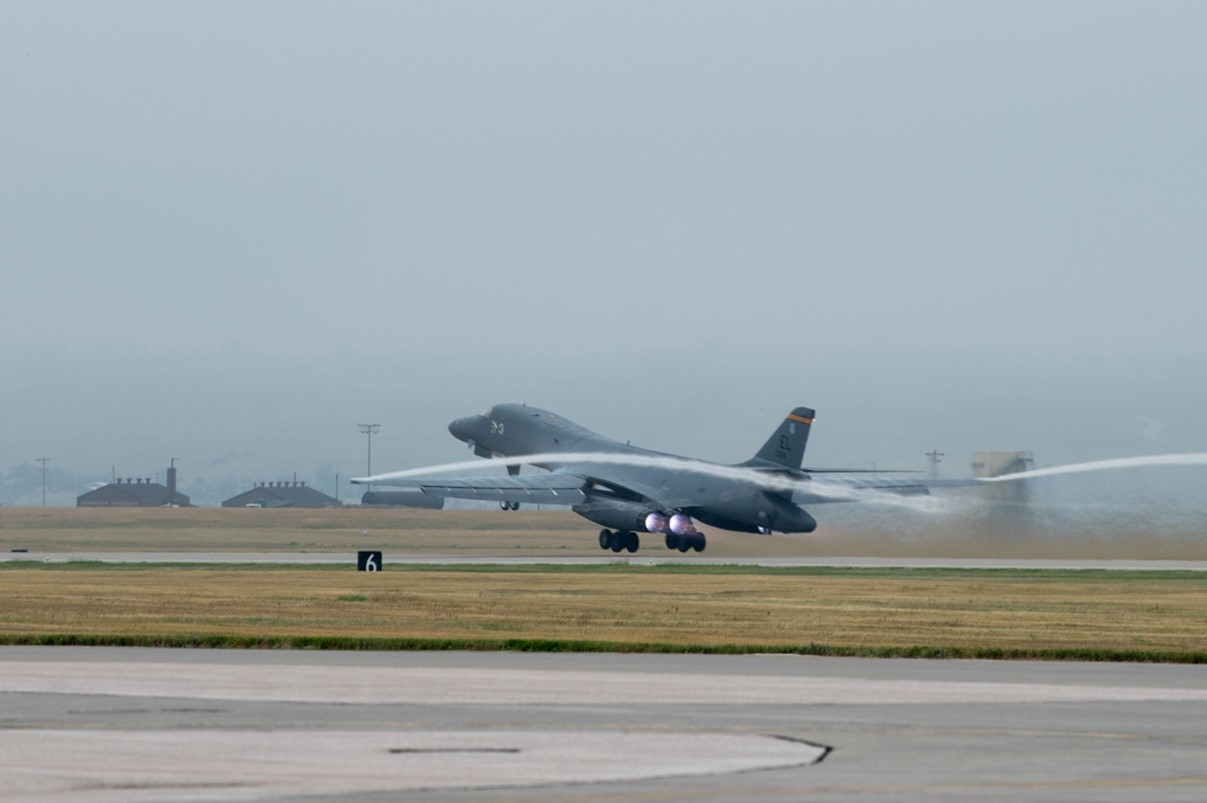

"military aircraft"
[352, 403, 973, 553]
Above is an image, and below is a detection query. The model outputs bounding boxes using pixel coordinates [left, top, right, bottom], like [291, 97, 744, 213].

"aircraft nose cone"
[448, 416, 475, 442]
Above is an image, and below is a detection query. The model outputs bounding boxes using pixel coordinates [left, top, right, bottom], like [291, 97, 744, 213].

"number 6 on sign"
[357, 551, 382, 572]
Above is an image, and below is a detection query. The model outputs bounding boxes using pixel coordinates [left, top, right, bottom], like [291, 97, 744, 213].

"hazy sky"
[3, 2, 1205, 497]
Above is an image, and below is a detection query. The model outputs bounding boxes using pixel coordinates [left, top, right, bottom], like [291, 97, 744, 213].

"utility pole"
[927, 449, 945, 479]
[37, 457, 50, 508]
[358, 424, 380, 487]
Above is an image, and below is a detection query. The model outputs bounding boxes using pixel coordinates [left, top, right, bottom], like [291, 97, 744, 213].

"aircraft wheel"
[624, 531, 639, 553]
[599, 529, 612, 550]
[665, 534, 676, 550]
[610, 536, 624, 553]
[692, 536, 706, 553]
[677, 539, 690, 553]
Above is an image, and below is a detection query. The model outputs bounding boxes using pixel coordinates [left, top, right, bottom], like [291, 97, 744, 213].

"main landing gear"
[598, 529, 639, 553]
[665, 532, 706, 553]
[596, 514, 707, 554]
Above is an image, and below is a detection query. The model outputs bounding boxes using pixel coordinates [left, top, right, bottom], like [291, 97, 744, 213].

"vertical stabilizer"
[749, 407, 814, 470]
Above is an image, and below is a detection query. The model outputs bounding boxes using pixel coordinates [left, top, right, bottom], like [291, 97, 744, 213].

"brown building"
[77, 465, 190, 507]
[222, 480, 341, 508]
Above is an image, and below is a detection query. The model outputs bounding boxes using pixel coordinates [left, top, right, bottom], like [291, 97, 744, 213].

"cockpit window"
[481, 407, 493, 418]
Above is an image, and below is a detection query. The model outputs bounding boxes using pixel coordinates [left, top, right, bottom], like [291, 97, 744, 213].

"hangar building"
[77, 465, 190, 507]
[222, 480, 341, 508]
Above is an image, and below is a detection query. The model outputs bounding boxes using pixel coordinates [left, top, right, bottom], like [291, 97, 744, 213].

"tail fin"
[748, 407, 814, 470]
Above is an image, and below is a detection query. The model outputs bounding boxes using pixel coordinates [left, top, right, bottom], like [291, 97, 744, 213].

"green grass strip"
[1, 632, 1203, 663]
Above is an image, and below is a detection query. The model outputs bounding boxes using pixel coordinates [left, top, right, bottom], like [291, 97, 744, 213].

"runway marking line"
[540, 775, 1207, 801]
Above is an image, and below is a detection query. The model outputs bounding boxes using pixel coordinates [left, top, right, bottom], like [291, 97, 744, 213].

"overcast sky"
[2, 2, 1205, 499]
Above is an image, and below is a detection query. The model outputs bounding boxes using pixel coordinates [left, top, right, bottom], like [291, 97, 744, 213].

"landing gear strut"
[598, 529, 639, 554]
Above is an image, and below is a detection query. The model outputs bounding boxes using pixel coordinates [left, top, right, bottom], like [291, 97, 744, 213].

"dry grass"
[0, 507, 600, 555]
[4, 506, 1206, 559]
[3, 565, 1205, 655]
[4, 508, 1205, 658]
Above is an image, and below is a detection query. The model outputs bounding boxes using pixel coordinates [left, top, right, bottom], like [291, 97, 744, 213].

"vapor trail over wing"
[354, 452, 713, 484]
[983, 453, 1207, 481]
[360, 455, 979, 500]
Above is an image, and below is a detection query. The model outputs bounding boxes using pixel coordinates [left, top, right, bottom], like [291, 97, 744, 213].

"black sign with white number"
[357, 550, 383, 572]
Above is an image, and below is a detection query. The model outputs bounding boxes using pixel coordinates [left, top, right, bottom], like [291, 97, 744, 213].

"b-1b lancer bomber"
[354, 404, 973, 553]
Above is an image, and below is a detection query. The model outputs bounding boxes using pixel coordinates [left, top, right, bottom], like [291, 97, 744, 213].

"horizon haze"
[3, 3, 1205, 520]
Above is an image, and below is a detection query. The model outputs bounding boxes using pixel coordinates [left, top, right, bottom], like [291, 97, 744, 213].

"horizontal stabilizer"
[794, 476, 983, 505]
[803, 467, 922, 474]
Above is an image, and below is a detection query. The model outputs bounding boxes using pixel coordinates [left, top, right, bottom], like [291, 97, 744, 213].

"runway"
[3, 647, 1206, 802]
[6, 550, 1207, 570]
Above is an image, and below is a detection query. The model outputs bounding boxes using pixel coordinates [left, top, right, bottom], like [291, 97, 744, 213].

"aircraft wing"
[360, 473, 587, 506]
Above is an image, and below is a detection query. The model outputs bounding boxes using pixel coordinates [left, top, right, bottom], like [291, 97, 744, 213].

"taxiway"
[3, 647, 1206, 801]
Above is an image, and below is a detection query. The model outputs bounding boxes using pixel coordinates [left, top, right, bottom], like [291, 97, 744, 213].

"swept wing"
[368, 472, 587, 505]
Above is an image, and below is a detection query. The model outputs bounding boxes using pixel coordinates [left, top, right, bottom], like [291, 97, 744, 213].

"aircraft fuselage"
[447, 404, 819, 539]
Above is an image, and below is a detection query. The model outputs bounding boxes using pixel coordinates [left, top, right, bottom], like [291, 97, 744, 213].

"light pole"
[927, 450, 945, 479]
[358, 424, 380, 487]
[37, 457, 50, 508]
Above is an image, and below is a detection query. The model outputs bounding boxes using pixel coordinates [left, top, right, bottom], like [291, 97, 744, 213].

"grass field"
[3, 563, 1205, 661]
[2, 507, 1205, 660]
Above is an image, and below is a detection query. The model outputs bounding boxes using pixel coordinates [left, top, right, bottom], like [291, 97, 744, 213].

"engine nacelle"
[572, 497, 651, 532]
